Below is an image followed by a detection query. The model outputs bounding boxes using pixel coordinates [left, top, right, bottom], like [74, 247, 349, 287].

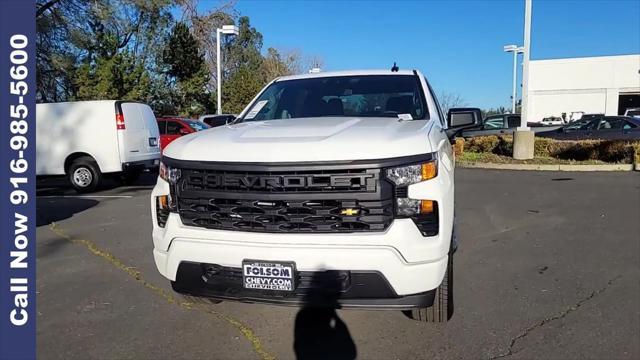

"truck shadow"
[293, 272, 357, 360]
[36, 197, 99, 227]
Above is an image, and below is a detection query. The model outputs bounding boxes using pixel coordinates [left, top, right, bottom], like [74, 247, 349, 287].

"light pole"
[512, 0, 534, 160]
[503, 44, 524, 114]
[520, 0, 532, 130]
[216, 24, 239, 115]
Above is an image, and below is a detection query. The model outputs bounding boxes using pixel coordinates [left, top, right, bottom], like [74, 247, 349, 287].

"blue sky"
[202, 0, 640, 109]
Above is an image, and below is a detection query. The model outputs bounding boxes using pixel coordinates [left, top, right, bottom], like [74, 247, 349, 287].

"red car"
[157, 117, 210, 150]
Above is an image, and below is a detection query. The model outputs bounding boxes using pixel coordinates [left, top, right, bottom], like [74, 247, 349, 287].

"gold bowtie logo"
[340, 208, 359, 216]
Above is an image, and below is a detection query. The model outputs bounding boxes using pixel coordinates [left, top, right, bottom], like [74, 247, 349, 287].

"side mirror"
[446, 107, 482, 140]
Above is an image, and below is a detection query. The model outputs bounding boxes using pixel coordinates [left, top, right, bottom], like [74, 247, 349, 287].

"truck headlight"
[395, 198, 435, 216]
[385, 160, 437, 186]
[159, 161, 180, 184]
[386, 159, 438, 228]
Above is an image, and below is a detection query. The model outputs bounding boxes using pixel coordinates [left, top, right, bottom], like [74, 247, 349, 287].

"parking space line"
[47, 222, 276, 360]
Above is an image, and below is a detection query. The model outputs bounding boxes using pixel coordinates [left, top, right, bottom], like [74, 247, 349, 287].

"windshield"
[626, 110, 640, 117]
[565, 118, 598, 130]
[184, 120, 210, 131]
[240, 75, 429, 122]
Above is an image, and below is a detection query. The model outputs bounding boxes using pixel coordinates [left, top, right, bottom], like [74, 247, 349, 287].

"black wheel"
[403, 254, 454, 323]
[68, 156, 102, 193]
[120, 169, 142, 185]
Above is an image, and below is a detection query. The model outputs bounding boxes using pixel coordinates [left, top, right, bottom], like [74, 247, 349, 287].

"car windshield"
[626, 110, 640, 117]
[184, 120, 210, 131]
[565, 118, 598, 130]
[239, 75, 429, 122]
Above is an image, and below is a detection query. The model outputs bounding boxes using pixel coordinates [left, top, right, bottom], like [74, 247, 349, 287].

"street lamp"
[216, 24, 239, 115]
[503, 44, 524, 114]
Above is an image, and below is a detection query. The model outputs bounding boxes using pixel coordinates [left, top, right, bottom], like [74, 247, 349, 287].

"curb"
[456, 162, 636, 171]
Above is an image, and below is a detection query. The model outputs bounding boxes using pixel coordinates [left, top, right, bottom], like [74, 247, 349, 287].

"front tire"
[68, 157, 102, 193]
[403, 254, 454, 323]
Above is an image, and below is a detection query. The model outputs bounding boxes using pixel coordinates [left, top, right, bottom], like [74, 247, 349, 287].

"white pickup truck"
[151, 69, 479, 322]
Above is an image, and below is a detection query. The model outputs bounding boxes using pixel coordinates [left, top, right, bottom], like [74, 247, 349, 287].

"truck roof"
[275, 69, 418, 82]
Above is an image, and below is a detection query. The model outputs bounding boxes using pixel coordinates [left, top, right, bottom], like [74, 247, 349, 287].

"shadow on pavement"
[293, 272, 357, 360]
[36, 171, 157, 196]
[36, 197, 99, 227]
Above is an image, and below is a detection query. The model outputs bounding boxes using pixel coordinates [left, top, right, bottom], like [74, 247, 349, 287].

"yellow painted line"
[48, 223, 276, 360]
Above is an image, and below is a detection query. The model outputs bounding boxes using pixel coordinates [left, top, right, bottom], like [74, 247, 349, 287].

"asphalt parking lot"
[36, 169, 640, 360]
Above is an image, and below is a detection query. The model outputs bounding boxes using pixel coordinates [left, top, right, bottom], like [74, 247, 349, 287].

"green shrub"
[460, 135, 640, 163]
[548, 140, 636, 163]
[453, 137, 465, 157]
[598, 141, 634, 163]
[464, 136, 500, 153]
[533, 138, 554, 157]
[632, 143, 640, 165]
[549, 140, 598, 161]
[494, 136, 513, 156]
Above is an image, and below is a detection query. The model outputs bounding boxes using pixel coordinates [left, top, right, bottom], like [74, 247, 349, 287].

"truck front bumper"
[171, 261, 436, 309]
[151, 177, 451, 308]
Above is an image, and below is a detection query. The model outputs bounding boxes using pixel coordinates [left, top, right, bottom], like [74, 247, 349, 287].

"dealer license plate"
[242, 260, 295, 292]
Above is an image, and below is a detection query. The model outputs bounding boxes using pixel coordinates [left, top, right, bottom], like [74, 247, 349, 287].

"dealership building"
[526, 54, 640, 122]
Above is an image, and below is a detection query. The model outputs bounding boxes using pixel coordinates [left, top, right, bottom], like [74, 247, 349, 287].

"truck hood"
[163, 117, 435, 162]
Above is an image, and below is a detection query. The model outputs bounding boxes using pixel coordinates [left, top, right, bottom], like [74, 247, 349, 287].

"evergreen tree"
[162, 22, 212, 116]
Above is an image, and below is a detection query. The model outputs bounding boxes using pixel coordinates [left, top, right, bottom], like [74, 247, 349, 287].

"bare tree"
[262, 47, 302, 81]
[177, 0, 238, 90]
[438, 91, 467, 114]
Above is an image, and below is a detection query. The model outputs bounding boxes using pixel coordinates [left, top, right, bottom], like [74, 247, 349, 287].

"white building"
[526, 54, 640, 122]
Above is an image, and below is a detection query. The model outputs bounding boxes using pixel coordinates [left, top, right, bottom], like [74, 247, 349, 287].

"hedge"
[459, 135, 640, 164]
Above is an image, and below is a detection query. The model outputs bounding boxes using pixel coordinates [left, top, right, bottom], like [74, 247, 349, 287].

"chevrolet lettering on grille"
[207, 174, 375, 190]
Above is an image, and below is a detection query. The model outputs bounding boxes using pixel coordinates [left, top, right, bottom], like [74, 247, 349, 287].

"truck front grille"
[174, 165, 394, 233]
[178, 197, 393, 233]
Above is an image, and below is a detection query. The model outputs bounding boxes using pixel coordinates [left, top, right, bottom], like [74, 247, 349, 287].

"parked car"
[537, 115, 640, 140]
[462, 113, 560, 137]
[36, 100, 160, 192]
[152, 69, 482, 323]
[540, 116, 565, 126]
[157, 117, 210, 150]
[573, 113, 604, 123]
[624, 108, 640, 118]
[462, 113, 520, 137]
[199, 114, 236, 128]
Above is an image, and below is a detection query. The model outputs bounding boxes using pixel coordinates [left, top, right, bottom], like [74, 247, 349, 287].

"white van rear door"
[117, 102, 160, 164]
[138, 104, 161, 152]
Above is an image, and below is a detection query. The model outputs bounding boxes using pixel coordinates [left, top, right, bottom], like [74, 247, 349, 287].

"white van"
[36, 100, 161, 192]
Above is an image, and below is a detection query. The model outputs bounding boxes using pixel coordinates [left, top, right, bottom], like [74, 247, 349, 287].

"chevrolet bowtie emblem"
[340, 208, 359, 216]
